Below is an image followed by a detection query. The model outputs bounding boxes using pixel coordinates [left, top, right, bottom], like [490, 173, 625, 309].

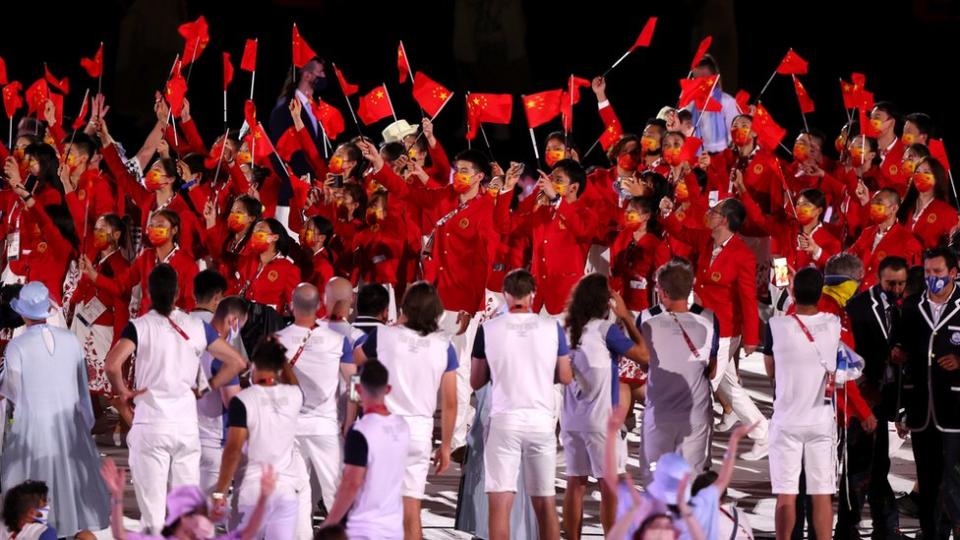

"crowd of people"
[0, 22, 957, 540]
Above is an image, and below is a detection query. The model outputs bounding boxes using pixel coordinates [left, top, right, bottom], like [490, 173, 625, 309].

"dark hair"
[875, 187, 901, 207]
[644, 118, 668, 135]
[607, 134, 641, 163]
[635, 513, 674, 539]
[923, 246, 959, 271]
[24, 143, 65, 197]
[338, 142, 367, 182]
[872, 101, 900, 125]
[213, 296, 249, 324]
[657, 261, 695, 301]
[180, 153, 208, 184]
[503, 268, 536, 298]
[278, 57, 324, 102]
[306, 215, 334, 251]
[380, 141, 406, 162]
[148, 263, 179, 316]
[453, 149, 492, 181]
[677, 109, 692, 124]
[357, 283, 390, 317]
[401, 281, 443, 336]
[695, 53, 719, 74]
[799, 128, 826, 149]
[342, 183, 368, 220]
[257, 218, 292, 256]
[45, 203, 80, 252]
[552, 159, 586, 199]
[899, 157, 951, 222]
[905, 142, 931, 161]
[226, 195, 263, 253]
[194, 269, 228, 305]
[692, 471, 719, 496]
[904, 112, 933, 140]
[66, 131, 99, 159]
[798, 188, 827, 218]
[793, 267, 824, 306]
[251, 337, 287, 372]
[718, 198, 747, 232]
[878, 256, 909, 277]
[2, 480, 48, 533]
[152, 209, 182, 244]
[359, 358, 389, 391]
[565, 274, 611, 349]
[98, 213, 127, 252]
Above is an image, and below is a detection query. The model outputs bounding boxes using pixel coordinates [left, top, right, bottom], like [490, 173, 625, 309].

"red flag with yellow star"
[3, 82, 22, 118]
[292, 24, 317, 68]
[466, 93, 512, 140]
[165, 61, 187, 116]
[561, 75, 590, 132]
[753, 103, 786, 149]
[397, 41, 412, 84]
[333, 64, 358, 97]
[276, 127, 301, 161]
[599, 117, 623, 151]
[311, 99, 345, 140]
[245, 123, 274, 163]
[240, 39, 258, 72]
[522, 90, 562, 129]
[243, 99, 257, 129]
[776, 49, 808, 75]
[792, 76, 814, 114]
[26, 79, 49, 116]
[734, 90, 750, 113]
[72, 93, 90, 130]
[44, 66, 69, 95]
[679, 136, 702, 164]
[179, 16, 210, 65]
[357, 85, 393, 125]
[80, 43, 104, 78]
[678, 75, 720, 112]
[412, 72, 452, 117]
[929, 138, 950, 172]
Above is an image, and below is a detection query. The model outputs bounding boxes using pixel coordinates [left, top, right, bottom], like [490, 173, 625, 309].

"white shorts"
[403, 434, 433, 499]
[484, 423, 556, 496]
[562, 430, 624, 478]
[768, 421, 837, 495]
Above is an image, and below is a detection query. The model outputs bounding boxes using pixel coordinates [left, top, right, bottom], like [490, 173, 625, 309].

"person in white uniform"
[213, 338, 309, 539]
[470, 269, 573, 540]
[275, 283, 355, 531]
[104, 264, 246, 534]
[764, 267, 840, 540]
[319, 359, 409, 540]
[560, 274, 649, 539]
[354, 281, 457, 540]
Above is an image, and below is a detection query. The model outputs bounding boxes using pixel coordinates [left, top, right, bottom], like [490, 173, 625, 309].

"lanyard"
[791, 314, 815, 342]
[669, 312, 701, 360]
[240, 254, 278, 297]
[166, 315, 190, 340]
[289, 323, 320, 366]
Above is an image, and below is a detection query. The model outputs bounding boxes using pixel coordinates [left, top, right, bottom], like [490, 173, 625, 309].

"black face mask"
[312, 76, 328, 94]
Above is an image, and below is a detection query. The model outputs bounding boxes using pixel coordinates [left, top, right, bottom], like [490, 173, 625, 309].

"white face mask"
[36, 505, 50, 525]
[227, 320, 241, 344]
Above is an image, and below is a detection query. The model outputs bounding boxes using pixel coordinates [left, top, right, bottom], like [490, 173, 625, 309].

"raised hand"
[289, 98, 305, 132]
[591, 76, 607, 102]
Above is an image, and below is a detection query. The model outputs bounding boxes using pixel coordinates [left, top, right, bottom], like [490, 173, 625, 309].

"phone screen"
[349, 374, 361, 402]
[23, 175, 38, 195]
[773, 257, 790, 287]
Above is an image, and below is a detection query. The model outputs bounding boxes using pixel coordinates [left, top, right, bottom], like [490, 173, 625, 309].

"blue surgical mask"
[926, 275, 951, 294]
[36, 504, 50, 525]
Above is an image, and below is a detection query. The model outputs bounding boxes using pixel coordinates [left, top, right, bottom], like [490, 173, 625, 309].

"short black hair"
[194, 269, 228, 305]
[148, 263, 179, 316]
[357, 283, 390, 317]
[798, 188, 827, 214]
[904, 112, 934, 139]
[503, 268, 536, 298]
[213, 296, 248, 324]
[923, 247, 959, 271]
[380, 141, 406, 162]
[251, 337, 287, 372]
[66, 131, 99, 159]
[359, 358, 389, 391]
[799, 128, 826, 149]
[878, 256, 909, 277]
[695, 53, 719, 74]
[401, 281, 443, 336]
[453, 149, 492, 181]
[2, 480, 48, 533]
[793, 267, 824, 306]
[677, 109, 693, 123]
[551, 159, 586, 198]
[718, 198, 747, 232]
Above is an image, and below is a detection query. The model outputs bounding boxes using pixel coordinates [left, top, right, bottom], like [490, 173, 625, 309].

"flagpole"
[792, 75, 810, 132]
[602, 49, 631, 78]
[405, 93, 454, 152]
[333, 63, 363, 136]
[465, 94, 471, 150]
[97, 41, 104, 97]
[565, 74, 574, 144]
[400, 41, 416, 86]
[65, 88, 90, 158]
[528, 128, 539, 160]
[382, 84, 399, 124]
[223, 90, 228, 131]
[948, 169, 958, 207]
[756, 69, 778, 103]
[583, 133, 603, 160]
[694, 75, 721, 133]
[185, 38, 201, 83]
[479, 124, 496, 163]
[249, 39, 258, 101]
[163, 55, 180, 140]
[8, 116, 12, 149]
[212, 127, 229, 186]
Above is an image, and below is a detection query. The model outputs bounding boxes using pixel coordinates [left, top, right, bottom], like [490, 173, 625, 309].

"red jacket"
[847, 222, 922, 290]
[72, 249, 130, 338]
[19, 204, 74, 306]
[610, 229, 670, 312]
[877, 139, 909, 197]
[238, 255, 302, 313]
[708, 147, 784, 214]
[351, 216, 407, 287]
[739, 189, 841, 270]
[96, 246, 198, 315]
[904, 198, 958, 249]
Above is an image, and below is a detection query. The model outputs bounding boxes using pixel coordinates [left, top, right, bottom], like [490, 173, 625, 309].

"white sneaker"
[715, 412, 738, 432]
[741, 438, 769, 461]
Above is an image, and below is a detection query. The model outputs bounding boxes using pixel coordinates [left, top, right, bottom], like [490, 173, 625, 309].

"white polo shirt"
[561, 319, 635, 433]
[275, 322, 353, 436]
[123, 309, 218, 427]
[765, 312, 840, 427]
[355, 325, 456, 437]
[344, 412, 409, 539]
[472, 312, 570, 432]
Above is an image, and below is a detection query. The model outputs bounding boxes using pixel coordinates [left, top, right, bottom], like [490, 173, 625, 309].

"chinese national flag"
[179, 16, 210, 65]
[80, 43, 104, 78]
[522, 89, 563, 129]
[857, 89, 875, 112]
[412, 72, 453, 117]
[840, 79, 858, 109]
[929, 138, 950, 172]
[679, 136, 703, 164]
[26, 79, 49, 116]
[357, 85, 393, 125]
[753, 104, 786, 149]
[0, 57, 6, 86]
[3, 82, 22, 118]
[223, 53, 234, 91]
[49, 93, 63, 127]
[397, 42, 412, 84]
[860, 109, 879, 138]
[466, 93, 513, 141]
[276, 127, 301, 161]
[776, 49, 808, 75]
[599, 118, 623, 151]
[630, 17, 658, 50]
[690, 36, 712, 70]
[44, 66, 69, 95]
[165, 61, 187, 117]
[246, 123, 275, 164]
[561, 75, 591, 132]
[240, 39, 258, 72]
[792, 76, 814, 114]
[334, 65, 358, 97]
[311, 99, 346, 140]
[72, 93, 89, 130]
[292, 24, 317, 68]
[243, 99, 257, 129]
[678, 76, 720, 112]
[734, 90, 751, 113]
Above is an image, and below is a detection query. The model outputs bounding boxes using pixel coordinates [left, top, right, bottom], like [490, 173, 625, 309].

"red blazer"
[904, 198, 958, 249]
[351, 216, 407, 287]
[72, 249, 130, 338]
[20, 204, 74, 306]
[708, 148, 784, 214]
[847, 222, 922, 290]
[664, 215, 760, 345]
[739, 189, 840, 270]
[877, 139, 909, 197]
[238, 255, 302, 313]
[610, 230, 670, 312]
[96, 246, 198, 315]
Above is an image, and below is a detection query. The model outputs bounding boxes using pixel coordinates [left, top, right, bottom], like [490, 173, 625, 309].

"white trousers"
[439, 308, 479, 449]
[127, 424, 201, 534]
[296, 433, 342, 512]
[238, 495, 301, 540]
[713, 336, 768, 441]
[199, 444, 222, 495]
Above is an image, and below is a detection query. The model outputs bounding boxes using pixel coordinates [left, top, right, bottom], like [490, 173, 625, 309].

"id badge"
[6, 232, 20, 261]
[823, 372, 836, 405]
[76, 297, 108, 327]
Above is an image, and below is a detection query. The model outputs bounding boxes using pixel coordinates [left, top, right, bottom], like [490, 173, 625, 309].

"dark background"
[4, 0, 959, 169]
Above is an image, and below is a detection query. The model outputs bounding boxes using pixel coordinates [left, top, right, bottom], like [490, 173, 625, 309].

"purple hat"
[164, 485, 206, 527]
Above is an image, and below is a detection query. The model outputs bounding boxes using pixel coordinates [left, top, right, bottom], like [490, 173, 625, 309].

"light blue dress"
[0, 324, 110, 536]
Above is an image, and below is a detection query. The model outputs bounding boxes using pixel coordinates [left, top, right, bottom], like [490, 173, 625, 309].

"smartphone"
[331, 175, 344, 188]
[23, 175, 38, 195]
[349, 374, 361, 402]
[773, 257, 790, 288]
